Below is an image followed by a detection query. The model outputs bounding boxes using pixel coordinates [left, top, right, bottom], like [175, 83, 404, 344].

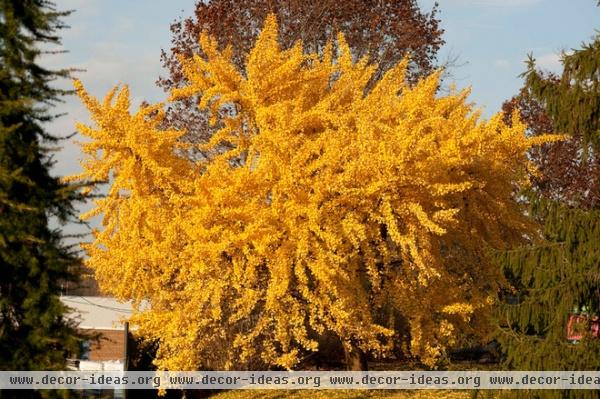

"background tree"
[158, 0, 444, 149]
[496, 33, 600, 399]
[71, 16, 558, 372]
[502, 82, 599, 210]
[0, 0, 84, 384]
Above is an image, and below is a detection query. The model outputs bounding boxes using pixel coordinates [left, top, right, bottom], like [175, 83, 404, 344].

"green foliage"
[496, 24, 600, 399]
[496, 197, 600, 368]
[523, 35, 600, 155]
[0, 0, 86, 392]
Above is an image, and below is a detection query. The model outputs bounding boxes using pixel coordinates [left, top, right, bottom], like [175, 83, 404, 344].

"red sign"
[567, 314, 600, 341]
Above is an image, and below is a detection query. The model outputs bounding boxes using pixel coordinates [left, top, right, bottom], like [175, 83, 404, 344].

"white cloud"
[534, 52, 563, 73]
[494, 58, 511, 70]
[72, 50, 161, 98]
[55, 0, 100, 17]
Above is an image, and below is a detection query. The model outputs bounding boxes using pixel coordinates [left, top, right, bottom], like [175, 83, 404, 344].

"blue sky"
[43, 0, 599, 232]
[422, 0, 599, 115]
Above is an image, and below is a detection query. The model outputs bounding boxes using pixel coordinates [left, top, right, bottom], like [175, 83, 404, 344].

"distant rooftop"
[60, 296, 145, 330]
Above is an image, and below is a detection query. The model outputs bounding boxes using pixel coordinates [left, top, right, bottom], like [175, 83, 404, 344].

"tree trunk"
[344, 342, 368, 371]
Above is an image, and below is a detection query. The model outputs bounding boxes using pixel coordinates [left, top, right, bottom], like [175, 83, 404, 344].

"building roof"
[60, 296, 141, 330]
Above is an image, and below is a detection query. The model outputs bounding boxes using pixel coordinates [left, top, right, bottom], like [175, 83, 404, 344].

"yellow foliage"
[71, 15, 560, 370]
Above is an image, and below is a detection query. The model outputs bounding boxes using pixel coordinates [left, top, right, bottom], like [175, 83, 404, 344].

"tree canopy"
[158, 0, 444, 151]
[71, 15, 559, 371]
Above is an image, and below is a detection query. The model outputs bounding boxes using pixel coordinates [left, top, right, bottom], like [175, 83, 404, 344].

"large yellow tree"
[69, 15, 558, 370]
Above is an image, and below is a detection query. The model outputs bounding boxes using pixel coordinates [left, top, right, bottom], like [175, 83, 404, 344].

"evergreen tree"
[496, 33, 600, 399]
[0, 0, 84, 381]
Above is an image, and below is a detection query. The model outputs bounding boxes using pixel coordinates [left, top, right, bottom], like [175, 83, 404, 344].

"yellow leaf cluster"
[71, 15, 561, 370]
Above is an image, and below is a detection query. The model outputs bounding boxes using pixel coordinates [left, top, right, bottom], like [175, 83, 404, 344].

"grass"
[211, 389, 483, 399]
[209, 360, 504, 398]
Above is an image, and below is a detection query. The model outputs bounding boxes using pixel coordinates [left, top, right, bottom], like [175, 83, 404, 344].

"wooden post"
[123, 321, 129, 370]
[123, 321, 129, 399]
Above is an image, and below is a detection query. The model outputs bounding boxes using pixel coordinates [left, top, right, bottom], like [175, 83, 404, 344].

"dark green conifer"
[0, 0, 85, 384]
[496, 31, 600, 399]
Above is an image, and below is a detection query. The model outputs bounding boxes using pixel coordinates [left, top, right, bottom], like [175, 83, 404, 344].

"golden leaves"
[70, 14, 560, 370]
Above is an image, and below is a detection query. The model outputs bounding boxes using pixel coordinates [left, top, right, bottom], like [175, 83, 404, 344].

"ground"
[211, 389, 500, 398]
